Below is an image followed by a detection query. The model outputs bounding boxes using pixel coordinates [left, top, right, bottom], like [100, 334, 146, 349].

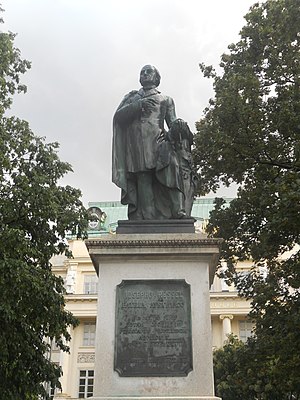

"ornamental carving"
[77, 353, 95, 363]
[219, 314, 234, 320]
[86, 237, 221, 249]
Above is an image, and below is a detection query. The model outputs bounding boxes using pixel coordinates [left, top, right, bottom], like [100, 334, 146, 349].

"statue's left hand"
[173, 118, 188, 131]
[157, 130, 167, 143]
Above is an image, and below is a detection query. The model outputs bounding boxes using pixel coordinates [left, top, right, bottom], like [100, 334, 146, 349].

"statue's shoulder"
[117, 90, 140, 110]
[127, 89, 139, 96]
[123, 90, 140, 102]
[164, 94, 175, 105]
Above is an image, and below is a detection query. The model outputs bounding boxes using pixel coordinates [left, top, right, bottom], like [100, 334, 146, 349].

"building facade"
[50, 198, 252, 399]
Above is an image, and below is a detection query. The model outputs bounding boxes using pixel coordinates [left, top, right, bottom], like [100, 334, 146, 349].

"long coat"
[112, 87, 177, 209]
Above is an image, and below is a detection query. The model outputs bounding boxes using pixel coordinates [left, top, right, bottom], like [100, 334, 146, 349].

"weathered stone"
[86, 233, 221, 400]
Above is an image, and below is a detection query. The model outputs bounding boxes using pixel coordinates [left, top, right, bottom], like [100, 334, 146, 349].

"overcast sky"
[2, 0, 257, 206]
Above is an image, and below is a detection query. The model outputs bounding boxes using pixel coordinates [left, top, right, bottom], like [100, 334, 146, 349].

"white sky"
[2, 0, 257, 205]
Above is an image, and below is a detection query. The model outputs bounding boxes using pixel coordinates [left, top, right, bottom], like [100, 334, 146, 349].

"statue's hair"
[152, 66, 161, 87]
[140, 65, 161, 87]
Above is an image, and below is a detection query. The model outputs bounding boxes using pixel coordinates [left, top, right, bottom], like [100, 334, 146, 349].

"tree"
[0, 9, 88, 400]
[213, 335, 293, 400]
[194, 0, 300, 397]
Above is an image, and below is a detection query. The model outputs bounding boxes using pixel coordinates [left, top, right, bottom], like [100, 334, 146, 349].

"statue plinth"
[85, 233, 222, 400]
[116, 218, 196, 234]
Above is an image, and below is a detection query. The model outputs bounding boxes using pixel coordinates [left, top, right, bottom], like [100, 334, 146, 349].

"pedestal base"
[86, 233, 222, 400]
[90, 397, 221, 400]
[116, 219, 196, 234]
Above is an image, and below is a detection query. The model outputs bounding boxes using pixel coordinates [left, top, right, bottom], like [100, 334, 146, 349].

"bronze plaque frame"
[114, 279, 193, 377]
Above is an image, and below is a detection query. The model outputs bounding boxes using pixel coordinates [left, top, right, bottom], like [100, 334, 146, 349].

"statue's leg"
[169, 189, 186, 219]
[125, 174, 141, 220]
[136, 171, 156, 220]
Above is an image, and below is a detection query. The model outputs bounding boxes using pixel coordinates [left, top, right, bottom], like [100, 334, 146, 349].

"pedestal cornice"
[85, 234, 222, 289]
[86, 234, 221, 248]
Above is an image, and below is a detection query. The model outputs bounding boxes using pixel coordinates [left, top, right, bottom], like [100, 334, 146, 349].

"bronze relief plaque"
[114, 279, 193, 377]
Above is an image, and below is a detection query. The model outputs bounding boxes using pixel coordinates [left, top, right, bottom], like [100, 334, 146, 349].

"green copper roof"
[87, 197, 233, 237]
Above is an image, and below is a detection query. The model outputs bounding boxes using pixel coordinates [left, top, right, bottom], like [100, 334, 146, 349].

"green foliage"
[0, 14, 31, 114]
[195, 0, 300, 397]
[0, 10, 88, 400]
[214, 335, 299, 400]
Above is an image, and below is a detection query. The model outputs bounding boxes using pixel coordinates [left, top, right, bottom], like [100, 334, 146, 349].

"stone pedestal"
[85, 233, 221, 400]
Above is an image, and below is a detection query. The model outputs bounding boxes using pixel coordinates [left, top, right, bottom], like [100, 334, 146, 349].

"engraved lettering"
[114, 280, 193, 377]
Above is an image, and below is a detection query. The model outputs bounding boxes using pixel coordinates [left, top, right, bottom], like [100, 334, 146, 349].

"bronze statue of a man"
[112, 65, 195, 220]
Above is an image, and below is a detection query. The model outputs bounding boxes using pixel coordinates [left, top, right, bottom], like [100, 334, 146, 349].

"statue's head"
[139, 65, 161, 88]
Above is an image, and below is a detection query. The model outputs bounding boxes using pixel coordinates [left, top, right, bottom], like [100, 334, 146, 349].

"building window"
[47, 362, 59, 399]
[51, 339, 60, 352]
[220, 262, 230, 291]
[84, 275, 98, 294]
[83, 322, 96, 346]
[49, 386, 55, 399]
[259, 265, 268, 280]
[78, 370, 94, 398]
[239, 320, 254, 343]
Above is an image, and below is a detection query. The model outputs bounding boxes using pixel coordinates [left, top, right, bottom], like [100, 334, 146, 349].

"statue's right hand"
[141, 97, 158, 112]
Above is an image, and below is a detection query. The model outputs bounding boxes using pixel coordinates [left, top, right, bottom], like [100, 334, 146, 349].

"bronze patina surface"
[112, 65, 196, 221]
[114, 279, 193, 377]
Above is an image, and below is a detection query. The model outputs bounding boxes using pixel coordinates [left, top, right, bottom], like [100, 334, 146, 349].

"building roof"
[86, 197, 233, 237]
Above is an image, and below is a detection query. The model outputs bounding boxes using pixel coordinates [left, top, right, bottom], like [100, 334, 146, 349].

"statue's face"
[140, 65, 157, 88]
